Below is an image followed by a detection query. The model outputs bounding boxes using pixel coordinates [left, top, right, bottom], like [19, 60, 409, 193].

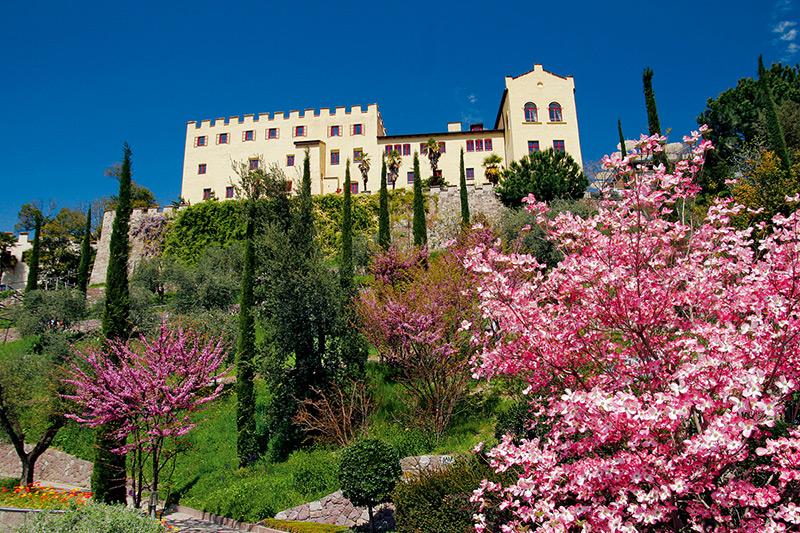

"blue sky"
[1, 0, 798, 231]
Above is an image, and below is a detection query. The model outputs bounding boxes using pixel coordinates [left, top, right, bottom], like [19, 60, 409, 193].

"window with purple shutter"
[330, 125, 341, 137]
[268, 128, 279, 139]
[243, 130, 254, 141]
[466, 140, 474, 152]
[466, 168, 475, 180]
[553, 140, 565, 152]
[403, 144, 411, 156]
[439, 142, 446, 153]
[524, 102, 538, 122]
[196, 136, 207, 147]
[385, 145, 393, 154]
[226, 186, 234, 198]
[287, 154, 295, 166]
[354, 149, 363, 161]
[350, 182, 358, 194]
[549, 102, 563, 122]
[249, 159, 259, 170]
[407, 171, 414, 183]
[528, 140, 540, 153]
[485, 139, 493, 151]
[217, 133, 229, 144]
[331, 151, 340, 165]
[198, 163, 207, 174]
[352, 124, 363, 135]
[203, 188, 212, 200]
[475, 139, 484, 152]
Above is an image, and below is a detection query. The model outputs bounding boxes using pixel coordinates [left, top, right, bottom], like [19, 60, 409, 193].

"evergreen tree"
[95, 142, 133, 504]
[412, 153, 427, 247]
[295, 150, 315, 258]
[76, 207, 92, 295]
[643, 68, 669, 169]
[341, 159, 354, 291]
[758, 55, 793, 173]
[378, 154, 390, 250]
[459, 148, 470, 226]
[617, 119, 627, 157]
[24, 214, 42, 292]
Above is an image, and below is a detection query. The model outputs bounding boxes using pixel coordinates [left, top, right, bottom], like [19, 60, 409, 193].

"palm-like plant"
[496, 149, 587, 207]
[482, 153, 503, 185]
[358, 153, 371, 193]
[386, 150, 402, 190]
[424, 138, 444, 187]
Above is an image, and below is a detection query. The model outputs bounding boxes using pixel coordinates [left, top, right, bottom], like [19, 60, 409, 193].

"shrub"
[339, 439, 401, 529]
[496, 149, 587, 207]
[16, 502, 167, 532]
[494, 400, 537, 443]
[14, 289, 85, 337]
[294, 379, 374, 446]
[261, 519, 350, 533]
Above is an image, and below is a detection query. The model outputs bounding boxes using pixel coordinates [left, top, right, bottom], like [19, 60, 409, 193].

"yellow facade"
[180, 64, 582, 203]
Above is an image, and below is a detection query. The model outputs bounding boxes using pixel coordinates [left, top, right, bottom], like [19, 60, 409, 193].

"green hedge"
[262, 518, 350, 532]
[162, 200, 247, 263]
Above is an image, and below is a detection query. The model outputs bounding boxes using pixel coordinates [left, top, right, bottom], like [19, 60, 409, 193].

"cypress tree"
[24, 214, 42, 292]
[758, 55, 792, 173]
[95, 142, 133, 504]
[295, 149, 315, 258]
[642, 67, 668, 168]
[412, 152, 427, 247]
[459, 148, 470, 226]
[236, 195, 258, 467]
[378, 154, 390, 250]
[341, 159, 354, 291]
[617, 119, 627, 158]
[76, 207, 92, 295]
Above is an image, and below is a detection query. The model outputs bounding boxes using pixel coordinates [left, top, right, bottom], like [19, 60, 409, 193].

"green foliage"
[339, 439, 401, 511]
[76, 207, 92, 294]
[617, 118, 627, 157]
[412, 153, 427, 246]
[14, 289, 86, 337]
[494, 400, 537, 442]
[168, 244, 243, 313]
[392, 456, 495, 533]
[262, 518, 350, 533]
[643, 67, 669, 169]
[496, 150, 587, 207]
[758, 56, 793, 173]
[163, 200, 246, 263]
[0, 477, 17, 490]
[341, 161, 354, 290]
[459, 148, 470, 227]
[25, 215, 41, 292]
[16, 502, 166, 533]
[378, 155, 390, 250]
[313, 194, 378, 261]
[237, 199, 259, 467]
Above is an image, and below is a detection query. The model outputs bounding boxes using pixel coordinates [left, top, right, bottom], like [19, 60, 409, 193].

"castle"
[181, 64, 583, 203]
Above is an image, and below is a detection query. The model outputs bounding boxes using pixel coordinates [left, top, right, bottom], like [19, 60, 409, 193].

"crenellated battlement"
[188, 103, 380, 129]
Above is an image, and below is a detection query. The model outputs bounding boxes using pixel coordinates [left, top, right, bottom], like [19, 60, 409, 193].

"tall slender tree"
[295, 150, 315, 258]
[76, 207, 92, 295]
[378, 154, 390, 250]
[459, 148, 470, 226]
[24, 213, 42, 293]
[412, 153, 427, 247]
[758, 55, 793, 173]
[341, 159, 354, 291]
[95, 142, 134, 504]
[643, 68, 669, 169]
[617, 118, 627, 157]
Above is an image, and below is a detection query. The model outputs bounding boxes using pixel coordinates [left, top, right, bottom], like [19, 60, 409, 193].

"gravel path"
[162, 511, 243, 532]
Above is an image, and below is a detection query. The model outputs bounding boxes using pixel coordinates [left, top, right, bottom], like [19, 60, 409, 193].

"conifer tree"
[758, 55, 793, 173]
[95, 142, 133, 504]
[459, 148, 470, 226]
[24, 214, 42, 293]
[378, 155, 390, 250]
[643, 68, 669, 169]
[341, 159, 354, 291]
[617, 119, 627, 157]
[412, 153, 427, 247]
[76, 207, 92, 295]
[295, 149, 314, 258]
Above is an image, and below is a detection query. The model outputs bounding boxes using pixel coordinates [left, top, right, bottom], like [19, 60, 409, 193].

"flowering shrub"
[0, 483, 91, 510]
[466, 129, 800, 531]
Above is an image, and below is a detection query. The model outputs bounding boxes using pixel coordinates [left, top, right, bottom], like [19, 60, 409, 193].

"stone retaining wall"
[0, 445, 92, 488]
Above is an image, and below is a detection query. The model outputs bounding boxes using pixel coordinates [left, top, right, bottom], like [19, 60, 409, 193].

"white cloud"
[467, 94, 477, 104]
[773, 14, 799, 60]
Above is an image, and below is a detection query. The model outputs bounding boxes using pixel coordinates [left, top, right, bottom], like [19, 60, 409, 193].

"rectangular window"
[475, 139, 484, 152]
[217, 133, 229, 144]
[287, 154, 295, 166]
[195, 135, 207, 147]
[466, 140, 475, 152]
[528, 140, 540, 154]
[226, 186, 234, 199]
[352, 123, 363, 135]
[286, 180, 293, 192]
[243, 130, 255, 141]
[249, 158, 259, 170]
[420, 142, 427, 154]
[354, 148, 363, 162]
[402, 143, 411, 156]
[385, 145, 393, 154]
[329, 125, 341, 137]
[439, 142, 446, 153]
[484, 139, 493, 151]
[394, 144, 402, 154]
[350, 182, 359, 194]
[407, 171, 415, 184]
[268, 128, 279, 139]
[198, 163, 207, 174]
[203, 188, 212, 200]
[466, 168, 475, 180]
[553, 140, 565, 152]
[294, 126, 306, 137]
[331, 150, 340, 165]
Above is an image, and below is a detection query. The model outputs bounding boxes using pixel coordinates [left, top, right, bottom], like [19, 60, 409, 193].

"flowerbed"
[0, 483, 91, 510]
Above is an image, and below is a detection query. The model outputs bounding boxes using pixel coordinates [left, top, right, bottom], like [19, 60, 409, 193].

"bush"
[494, 400, 537, 443]
[262, 518, 350, 533]
[14, 289, 85, 337]
[339, 439, 401, 525]
[16, 502, 166, 532]
[170, 244, 243, 313]
[496, 149, 587, 207]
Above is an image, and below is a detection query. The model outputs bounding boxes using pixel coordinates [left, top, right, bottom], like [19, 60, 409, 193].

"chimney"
[469, 123, 484, 131]
[447, 122, 462, 132]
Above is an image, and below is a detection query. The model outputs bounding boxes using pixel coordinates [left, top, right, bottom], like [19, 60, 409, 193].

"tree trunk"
[368, 505, 375, 533]
[20, 456, 34, 486]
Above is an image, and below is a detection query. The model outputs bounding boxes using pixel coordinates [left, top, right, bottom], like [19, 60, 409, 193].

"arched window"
[549, 102, 563, 122]
[524, 102, 538, 123]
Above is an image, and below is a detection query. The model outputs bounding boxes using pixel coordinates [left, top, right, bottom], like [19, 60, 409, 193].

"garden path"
[161, 511, 242, 532]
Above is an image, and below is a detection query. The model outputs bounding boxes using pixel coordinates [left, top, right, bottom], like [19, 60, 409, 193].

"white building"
[180, 64, 583, 204]
[1, 232, 32, 290]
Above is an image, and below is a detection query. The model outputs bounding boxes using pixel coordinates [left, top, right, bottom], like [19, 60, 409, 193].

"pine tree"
[236, 195, 258, 467]
[642, 67, 668, 169]
[341, 160, 354, 291]
[758, 55, 793, 173]
[95, 142, 133, 504]
[24, 214, 42, 293]
[459, 148, 470, 226]
[412, 152, 427, 247]
[76, 207, 92, 295]
[617, 119, 627, 158]
[378, 154, 390, 250]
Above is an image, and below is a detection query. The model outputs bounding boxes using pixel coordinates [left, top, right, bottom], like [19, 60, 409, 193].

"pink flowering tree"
[465, 129, 800, 531]
[65, 322, 227, 516]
